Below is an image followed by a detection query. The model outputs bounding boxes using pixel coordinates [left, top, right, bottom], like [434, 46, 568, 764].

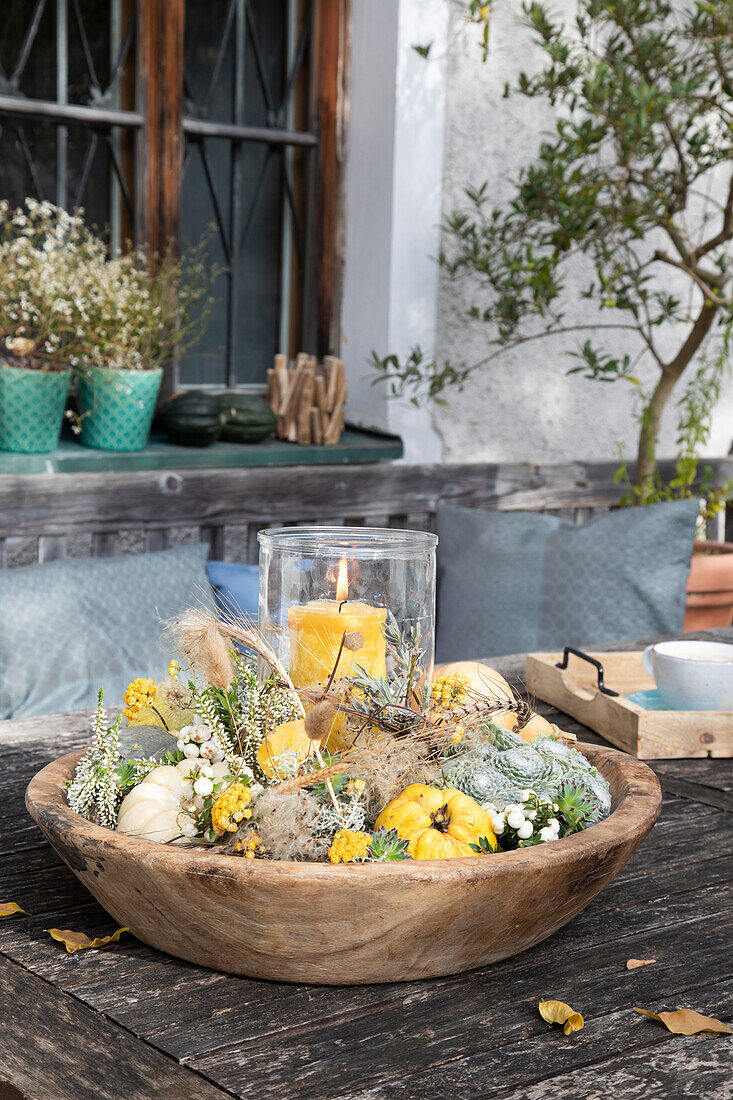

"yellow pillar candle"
[288, 556, 387, 688]
[288, 599, 387, 688]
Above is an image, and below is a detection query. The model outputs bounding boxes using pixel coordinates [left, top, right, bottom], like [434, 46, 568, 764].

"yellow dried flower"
[244, 833, 264, 859]
[122, 677, 157, 721]
[346, 779, 366, 798]
[211, 783, 253, 835]
[167, 659, 180, 682]
[236, 832, 265, 858]
[328, 828, 372, 865]
[430, 673, 470, 709]
[451, 726, 465, 744]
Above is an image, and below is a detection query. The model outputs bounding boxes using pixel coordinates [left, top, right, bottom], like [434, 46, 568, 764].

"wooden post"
[136, 0, 184, 255]
[137, 0, 185, 400]
[309, 0, 349, 358]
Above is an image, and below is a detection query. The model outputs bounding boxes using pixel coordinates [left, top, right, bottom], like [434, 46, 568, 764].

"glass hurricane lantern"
[257, 527, 438, 696]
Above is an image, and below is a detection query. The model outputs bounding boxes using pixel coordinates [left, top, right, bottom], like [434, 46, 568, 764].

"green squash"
[218, 393, 277, 444]
[156, 391, 224, 447]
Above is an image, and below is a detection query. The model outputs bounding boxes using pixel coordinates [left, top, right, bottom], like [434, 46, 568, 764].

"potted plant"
[73, 241, 211, 452]
[373, 0, 733, 624]
[0, 199, 93, 453]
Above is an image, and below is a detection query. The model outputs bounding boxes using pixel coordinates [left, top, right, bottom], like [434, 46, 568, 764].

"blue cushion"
[435, 499, 699, 661]
[206, 560, 259, 621]
[0, 543, 211, 719]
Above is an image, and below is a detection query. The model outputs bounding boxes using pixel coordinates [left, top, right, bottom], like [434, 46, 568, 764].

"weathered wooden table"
[2, 633, 732, 1100]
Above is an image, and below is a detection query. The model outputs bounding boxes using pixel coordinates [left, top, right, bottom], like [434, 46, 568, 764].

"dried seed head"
[165, 610, 234, 691]
[305, 700, 338, 742]
[343, 631, 364, 652]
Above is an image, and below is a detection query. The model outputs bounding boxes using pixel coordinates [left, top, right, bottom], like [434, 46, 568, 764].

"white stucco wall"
[340, 0, 448, 463]
[432, 1, 733, 465]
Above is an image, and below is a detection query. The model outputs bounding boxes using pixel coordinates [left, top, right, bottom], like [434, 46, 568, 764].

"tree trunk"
[635, 303, 719, 491]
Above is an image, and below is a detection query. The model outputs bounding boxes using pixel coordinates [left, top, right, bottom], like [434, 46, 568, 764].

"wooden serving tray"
[526, 648, 733, 759]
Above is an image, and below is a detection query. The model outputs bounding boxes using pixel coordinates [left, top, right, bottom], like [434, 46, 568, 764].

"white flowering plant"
[0, 199, 101, 370]
[73, 234, 213, 373]
[0, 198, 214, 376]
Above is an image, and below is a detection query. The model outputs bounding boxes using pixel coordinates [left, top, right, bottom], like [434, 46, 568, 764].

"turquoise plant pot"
[77, 367, 163, 452]
[0, 362, 71, 453]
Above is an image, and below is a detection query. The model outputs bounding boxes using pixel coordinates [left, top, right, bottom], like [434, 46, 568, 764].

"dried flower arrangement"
[67, 608, 612, 863]
[0, 199, 211, 375]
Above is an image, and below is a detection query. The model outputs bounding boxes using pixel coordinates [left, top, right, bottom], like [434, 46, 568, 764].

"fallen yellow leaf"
[0, 902, 29, 917]
[539, 999, 584, 1035]
[626, 958, 656, 970]
[45, 927, 129, 954]
[634, 1008, 732, 1036]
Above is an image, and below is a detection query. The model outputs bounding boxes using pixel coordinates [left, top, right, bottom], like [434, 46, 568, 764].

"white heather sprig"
[191, 686, 240, 769]
[233, 652, 300, 764]
[67, 689, 123, 827]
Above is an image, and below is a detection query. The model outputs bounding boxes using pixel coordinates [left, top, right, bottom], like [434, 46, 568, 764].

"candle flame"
[336, 558, 349, 603]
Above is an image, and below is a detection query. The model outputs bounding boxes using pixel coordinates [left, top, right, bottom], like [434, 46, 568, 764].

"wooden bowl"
[26, 743, 661, 985]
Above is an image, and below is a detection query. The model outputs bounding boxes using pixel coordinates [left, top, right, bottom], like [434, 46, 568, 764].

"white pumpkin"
[116, 760, 232, 843]
[117, 765, 188, 843]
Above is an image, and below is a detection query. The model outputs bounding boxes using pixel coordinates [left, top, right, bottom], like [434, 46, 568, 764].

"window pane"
[0, 1, 135, 243]
[181, 0, 310, 388]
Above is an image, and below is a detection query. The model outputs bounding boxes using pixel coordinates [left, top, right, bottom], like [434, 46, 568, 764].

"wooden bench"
[0, 456, 730, 567]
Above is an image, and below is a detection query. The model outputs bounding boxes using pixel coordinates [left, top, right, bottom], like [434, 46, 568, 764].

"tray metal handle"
[555, 647, 619, 697]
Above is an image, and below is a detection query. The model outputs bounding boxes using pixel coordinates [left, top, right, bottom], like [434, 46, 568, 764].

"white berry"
[194, 776, 214, 796]
[507, 809, 525, 830]
[490, 815, 505, 835]
[183, 742, 200, 760]
[539, 826, 556, 842]
[199, 765, 214, 779]
[190, 724, 210, 744]
[179, 820, 197, 838]
[519, 789, 535, 802]
[549, 818, 560, 832]
[525, 809, 537, 821]
[176, 738, 186, 752]
[516, 820, 534, 840]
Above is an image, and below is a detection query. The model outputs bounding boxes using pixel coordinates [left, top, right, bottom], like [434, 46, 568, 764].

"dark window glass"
[181, 0, 312, 388]
[0, 0, 133, 239]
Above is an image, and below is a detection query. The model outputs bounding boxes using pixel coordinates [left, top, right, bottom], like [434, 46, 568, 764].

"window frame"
[138, 0, 348, 393]
[0, 0, 348, 392]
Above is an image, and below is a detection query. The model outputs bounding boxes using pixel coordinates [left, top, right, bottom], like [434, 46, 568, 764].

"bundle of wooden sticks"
[266, 353, 347, 445]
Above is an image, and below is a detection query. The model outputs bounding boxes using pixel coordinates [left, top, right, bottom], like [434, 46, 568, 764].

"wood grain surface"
[2, 636, 732, 1098]
[526, 649, 733, 758]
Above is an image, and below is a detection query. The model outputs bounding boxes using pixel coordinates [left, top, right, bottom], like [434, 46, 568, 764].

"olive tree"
[374, 0, 733, 498]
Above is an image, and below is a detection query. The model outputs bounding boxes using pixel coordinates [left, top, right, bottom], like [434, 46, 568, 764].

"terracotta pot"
[684, 540, 733, 631]
[26, 743, 661, 985]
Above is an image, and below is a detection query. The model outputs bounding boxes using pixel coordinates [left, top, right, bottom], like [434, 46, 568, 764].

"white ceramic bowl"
[643, 639, 733, 711]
